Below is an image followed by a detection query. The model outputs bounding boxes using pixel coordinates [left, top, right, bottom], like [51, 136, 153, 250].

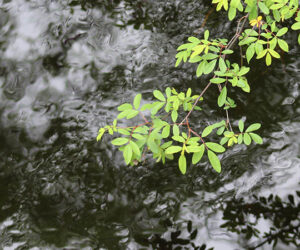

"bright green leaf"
[165, 146, 182, 154]
[179, 154, 187, 174]
[206, 142, 225, 153]
[123, 144, 133, 165]
[246, 123, 261, 132]
[207, 150, 221, 173]
[133, 94, 142, 109]
[111, 137, 129, 146]
[192, 144, 205, 164]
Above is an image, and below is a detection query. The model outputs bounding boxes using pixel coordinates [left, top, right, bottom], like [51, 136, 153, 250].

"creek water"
[0, 0, 299, 249]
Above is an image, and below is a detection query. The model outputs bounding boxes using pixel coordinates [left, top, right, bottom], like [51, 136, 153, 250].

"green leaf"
[204, 59, 217, 74]
[151, 102, 165, 115]
[238, 67, 250, 76]
[147, 138, 159, 154]
[204, 30, 209, 40]
[278, 39, 289, 52]
[118, 103, 133, 111]
[171, 110, 178, 123]
[207, 150, 221, 173]
[172, 135, 185, 143]
[97, 128, 106, 142]
[228, 6, 236, 20]
[249, 133, 263, 144]
[276, 27, 288, 37]
[162, 125, 170, 138]
[196, 61, 205, 77]
[246, 43, 255, 63]
[246, 123, 261, 132]
[206, 142, 225, 153]
[210, 78, 226, 84]
[220, 137, 229, 145]
[222, 49, 234, 54]
[130, 141, 141, 156]
[219, 58, 227, 73]
[153, 90, 166, 102]
[237, 134, 243, 144]
[257, 49, 268, 59]
[192, 144, 205, 164]
[118, 128, 131, 135]
[133, 94, 142, 109]
[266, 53, 272, 66]
[243, 133, 251, 145]
[178, 154, 187, 174]
[202, 125, 213, 137]
[123, 144, 133, 165]
[268, 49, 280, 58]
[111, 137, 129, 146]
[258, 2, 269, 15]
[126, 110, 139, 119]
[173, 125, 180, 136]
[132, 133, 145, 140]
[141, 103, 154, 111]
[218, 86, 227, 107]
[188, 36, 201, 43]
[165, 146, 182, 154]
[291, 22, 300, 30]
[238, 120, 244, 132]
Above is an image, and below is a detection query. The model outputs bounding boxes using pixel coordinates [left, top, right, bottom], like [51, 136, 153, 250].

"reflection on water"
[0, 0, 299, 249]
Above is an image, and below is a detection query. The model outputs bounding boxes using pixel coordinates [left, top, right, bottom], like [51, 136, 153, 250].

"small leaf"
[291, 22, 300, 30]
[179, 154, 187, 174]
[133, 94, 142, 109]
[258, 2, 269, 15]
[206, 142, 226, 153]
[246, 123, 261, 132]
[243, 133, 252, 145]
[278, 39, 289, 52]
[192, 144, 205, 164]
[147, 138, 159, 154]
[249, 133, 263, 144]
[219, 58, 227, 73]
[211, 78, 226, 84]
[246, 43, 255, 63]
[118, 103, 133, 111]
[238, 120, 244, 132]
[172, 135, 185, 143]
[276, 27, 288, 37]
[204, 59, 217, 74]
[165, 146, 182, 154]
[126, 110, 139, 119]
[153, 90, 166, 101]
[188, 36, 201, 43]
[111, 137, 129, 146]
[266, 53, 272, 66]
[237, 134, 243, 144]
[202, 125, 213, 137]
[218, 86, 227, 107]
[123, 144, 133, 165]
[204, 30, 209, 40]
[173, 125, 180, 136]
[130, 141, 141, 156]
[162, 125, 170, 138]
[207, 150, 221, 173]
[171, 110, 178, 123]
[151, 102, 165, 115]
[222, 49, 234, 54]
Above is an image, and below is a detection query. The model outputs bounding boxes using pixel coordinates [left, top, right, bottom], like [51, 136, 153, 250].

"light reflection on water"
[0, 0, 299, 249]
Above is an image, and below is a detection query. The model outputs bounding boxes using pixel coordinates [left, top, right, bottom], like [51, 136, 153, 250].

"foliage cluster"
[97, 0, 299, 174]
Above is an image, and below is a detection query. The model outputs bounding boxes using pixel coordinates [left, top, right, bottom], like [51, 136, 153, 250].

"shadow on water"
[0, 0, 299, 249]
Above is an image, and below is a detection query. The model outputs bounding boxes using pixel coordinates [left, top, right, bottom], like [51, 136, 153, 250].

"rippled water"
[0, 0, 299, 249]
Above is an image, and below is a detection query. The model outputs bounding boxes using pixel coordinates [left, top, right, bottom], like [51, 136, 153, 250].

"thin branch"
[179, 81, 212, 125]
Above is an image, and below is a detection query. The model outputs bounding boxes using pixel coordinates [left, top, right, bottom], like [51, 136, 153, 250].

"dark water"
[0, 0, 299, 249]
